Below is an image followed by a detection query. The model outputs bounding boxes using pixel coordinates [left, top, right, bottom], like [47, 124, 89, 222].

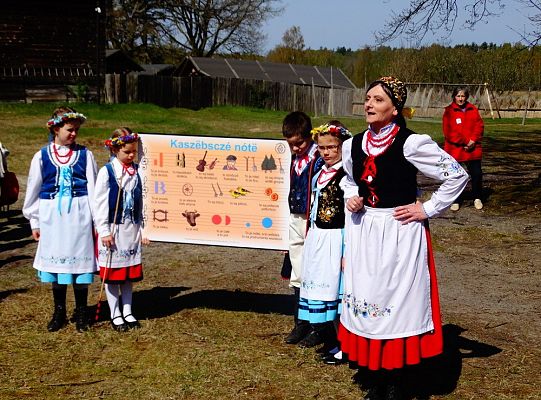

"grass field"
[1, 103, 540, 399]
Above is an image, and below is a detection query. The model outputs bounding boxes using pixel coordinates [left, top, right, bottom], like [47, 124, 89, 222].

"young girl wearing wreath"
[298, 121, 351, 356]
[23, 106, 98, 332]
[95, 128, 149, 332]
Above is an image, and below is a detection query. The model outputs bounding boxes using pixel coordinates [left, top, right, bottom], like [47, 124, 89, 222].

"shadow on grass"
[0, 288, 28, 302]
[353, 323, 502, 399]
[93, 286, 294, 322]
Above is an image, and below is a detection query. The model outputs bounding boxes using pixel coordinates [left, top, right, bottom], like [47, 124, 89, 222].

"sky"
[262, 0, 533, 53]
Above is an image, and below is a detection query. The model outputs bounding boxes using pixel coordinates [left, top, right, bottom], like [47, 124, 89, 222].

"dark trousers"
[458, 159, 483, 201]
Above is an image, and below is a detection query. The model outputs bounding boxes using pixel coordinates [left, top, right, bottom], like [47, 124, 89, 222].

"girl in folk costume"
[298, 122, 351, 358]
[95, 128, 148, 332]
[442, 87, 485, 211]
[339, 77, 469, 400]
[23, 106, 98, 332]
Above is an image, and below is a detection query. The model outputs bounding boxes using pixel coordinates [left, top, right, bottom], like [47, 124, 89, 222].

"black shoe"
[47, 305, 67, 332]
[74, 306, 90, 332]
[123, 314, 141, 330]
[111, 316, 129, 332]
[384, 383, 403, 400]
[298, 330, 324, 348]
[363, 385, 385, 400]
[285, 323, 311, 344]
[321, 352, 346, 365]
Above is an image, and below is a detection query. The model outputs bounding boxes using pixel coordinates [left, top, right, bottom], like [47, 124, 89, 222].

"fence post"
[522, 87, 531, 126]
[484, 83, 494, 120]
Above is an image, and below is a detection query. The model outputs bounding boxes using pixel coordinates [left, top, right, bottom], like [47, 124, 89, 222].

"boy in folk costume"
[95, 128, 149, 331]
[23, 107, 98, 332]
[282, 111, 324, 345]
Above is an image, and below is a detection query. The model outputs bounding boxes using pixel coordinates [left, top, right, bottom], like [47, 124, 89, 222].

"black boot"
[285, 287, 311, 344]
[363, 385, 385, 400]
[47, 305, 67, 332]
[74, 306, 89, 332]
[73, 284, 89, 332]
[384, 370, 403, 400]
[48, 284, 67, 332]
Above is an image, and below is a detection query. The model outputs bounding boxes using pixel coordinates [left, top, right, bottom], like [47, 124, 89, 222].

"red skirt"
[99, 264, 143, 283]
[338, 225, 443, 371]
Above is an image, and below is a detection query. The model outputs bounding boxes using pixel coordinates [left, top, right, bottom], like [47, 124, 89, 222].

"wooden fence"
[104, 74, 355, 116]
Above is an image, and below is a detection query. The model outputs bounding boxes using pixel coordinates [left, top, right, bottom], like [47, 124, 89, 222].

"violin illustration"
[278, 157, 285, 174]
[209, 158, 218, 169]
[252, 156, 257, 172]
[196, 151, 207, 172]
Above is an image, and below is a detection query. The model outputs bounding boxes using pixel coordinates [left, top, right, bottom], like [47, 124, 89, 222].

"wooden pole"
[484, 83, 495, 120]
[522, 87, 531, 126]
[312, 77, 317, 117]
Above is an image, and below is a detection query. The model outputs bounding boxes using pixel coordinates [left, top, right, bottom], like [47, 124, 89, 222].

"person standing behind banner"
[298, 121, 351, 355]
[23, 106, 97, 332]
[443, 87, 484, 211]
[282, 111, 324, 345]
[95, 128, 149, 332]
[339, 77, 468, 399]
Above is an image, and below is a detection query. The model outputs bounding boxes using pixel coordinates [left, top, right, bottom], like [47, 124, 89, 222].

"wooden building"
[0, 0, 107, 102]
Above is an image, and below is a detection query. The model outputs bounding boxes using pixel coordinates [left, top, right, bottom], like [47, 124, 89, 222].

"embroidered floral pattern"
[436, 148, 463, 177]
[301, 280, 331, 290]
[98, 247, 141, 259]
[343, 293, 392, 318]
[317, 184, 341, 222]
[40, 255, 93, 265]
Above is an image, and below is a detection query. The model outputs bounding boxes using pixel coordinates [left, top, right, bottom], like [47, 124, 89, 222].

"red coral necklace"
[52, 144, 73, 165]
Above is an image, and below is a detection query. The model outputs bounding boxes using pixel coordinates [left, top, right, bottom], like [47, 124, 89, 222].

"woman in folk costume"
[95, 128, 148, 332]
[339, 77, 469, 400]
[23, 106, 98, 332]
[298, 122, 351, 356]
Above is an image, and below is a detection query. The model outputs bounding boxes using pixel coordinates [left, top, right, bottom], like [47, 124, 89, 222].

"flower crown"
[104, 132, 140, 148]
[47, 112, 87, 128]
[311, 124, 352, 140]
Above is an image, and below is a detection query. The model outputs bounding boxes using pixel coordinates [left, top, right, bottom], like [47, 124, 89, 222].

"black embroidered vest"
[351, 128, 418, 208]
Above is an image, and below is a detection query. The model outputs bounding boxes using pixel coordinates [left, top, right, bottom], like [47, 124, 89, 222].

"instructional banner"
[139, 133, 291, 250]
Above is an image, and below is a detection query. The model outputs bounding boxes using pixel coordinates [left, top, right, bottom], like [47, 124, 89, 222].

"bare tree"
[375, 0, 506, 45]
[517, 0, 541, 45]
[161, 0, 282, 56]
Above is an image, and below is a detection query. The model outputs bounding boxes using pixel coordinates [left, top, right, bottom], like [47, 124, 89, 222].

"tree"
[281, 26, 305, 50]
[161, 0, 282, 57]
[107, 0, 282, 60]
[375, 0, 507, 45]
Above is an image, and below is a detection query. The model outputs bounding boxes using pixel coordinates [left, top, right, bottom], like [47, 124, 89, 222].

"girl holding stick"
[95, 128, 149, 332]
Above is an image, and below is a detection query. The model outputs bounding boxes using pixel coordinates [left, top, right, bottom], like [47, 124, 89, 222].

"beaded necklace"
[52, 144, 73, 165]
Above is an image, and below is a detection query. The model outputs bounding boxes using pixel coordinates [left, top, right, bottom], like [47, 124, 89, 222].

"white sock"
[121, 282, 136, 322]
[333, 351, 343, 360]
[105, 284, 123, 325]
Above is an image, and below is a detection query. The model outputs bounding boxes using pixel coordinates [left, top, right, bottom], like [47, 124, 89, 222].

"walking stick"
[95, 172, 124, 322]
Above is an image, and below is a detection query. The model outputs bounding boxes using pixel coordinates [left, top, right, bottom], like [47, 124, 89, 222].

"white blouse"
[340, 133, 469, 217]
[22, 144, 98, 230]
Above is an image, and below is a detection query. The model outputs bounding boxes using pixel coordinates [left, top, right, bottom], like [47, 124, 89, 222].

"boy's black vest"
[289, 153, 324, 215]
[313, 168, 346, 229]
[106, 162, 143, 224]
[351, 128, 418, 208]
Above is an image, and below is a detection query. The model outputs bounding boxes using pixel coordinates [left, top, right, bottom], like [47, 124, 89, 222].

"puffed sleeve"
[85, 149, 98, 219]
[403, 134, 469, 217]
[94, 166, 111, 237]
[22, 151, 43, 230]
[339, 137, 360, 199]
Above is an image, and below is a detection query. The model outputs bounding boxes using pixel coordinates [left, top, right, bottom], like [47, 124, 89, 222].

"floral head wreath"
[311, 124, 352, 141]
[47, 112, 87, 128]
[104, 132, 140, 149]
[375, 76, 415, 119]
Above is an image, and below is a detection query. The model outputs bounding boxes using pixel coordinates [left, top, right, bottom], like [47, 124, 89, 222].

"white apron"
[340, 207, 434, 340]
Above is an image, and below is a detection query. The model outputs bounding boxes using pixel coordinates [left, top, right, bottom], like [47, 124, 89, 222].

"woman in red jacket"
[442, 87, 484, 210]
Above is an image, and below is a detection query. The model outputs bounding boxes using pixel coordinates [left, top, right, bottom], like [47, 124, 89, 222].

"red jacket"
[442, 101, 484, 161]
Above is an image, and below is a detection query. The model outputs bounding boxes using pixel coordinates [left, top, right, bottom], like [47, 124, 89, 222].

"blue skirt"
[38, 271, 94, 285]
[299, 277, 343, 323]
